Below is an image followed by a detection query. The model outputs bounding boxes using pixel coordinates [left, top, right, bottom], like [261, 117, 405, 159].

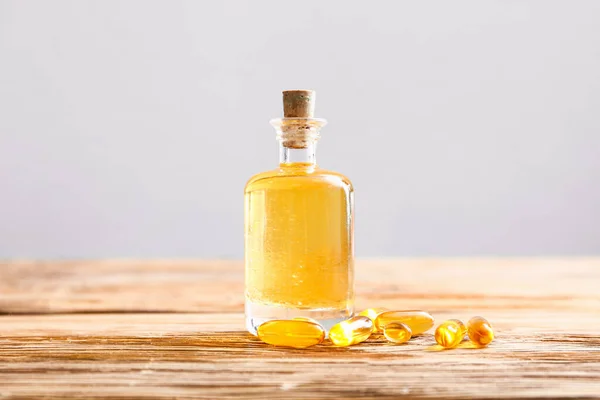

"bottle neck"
[279, 142, 317, 166]
[271, 117, 326, 168]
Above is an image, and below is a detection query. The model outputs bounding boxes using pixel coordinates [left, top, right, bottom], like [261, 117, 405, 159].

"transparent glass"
[244, 118, 354, 335]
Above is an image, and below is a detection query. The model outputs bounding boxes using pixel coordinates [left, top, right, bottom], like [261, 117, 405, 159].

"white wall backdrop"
[1, 0, 599, 258]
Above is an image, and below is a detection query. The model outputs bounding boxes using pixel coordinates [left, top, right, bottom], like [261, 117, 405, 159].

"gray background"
[1, 0, 599, 259]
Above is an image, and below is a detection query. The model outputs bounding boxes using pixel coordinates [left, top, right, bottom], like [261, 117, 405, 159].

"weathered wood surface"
[0, 259, 599, 399]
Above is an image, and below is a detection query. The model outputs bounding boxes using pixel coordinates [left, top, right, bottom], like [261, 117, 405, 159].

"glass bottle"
[244, 90, 354, 335]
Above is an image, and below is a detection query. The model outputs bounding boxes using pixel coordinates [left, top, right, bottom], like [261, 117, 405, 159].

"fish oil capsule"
[357, 307, 388, 322]
[329, 316, 373, 347]
[357, 308, 388, 332]
[375, 310, 435, 335]
[257, 320, 325, 348]
[467, 316, 494, 347]
[383, 322, 412, 344]
[435, 319, 466, 349]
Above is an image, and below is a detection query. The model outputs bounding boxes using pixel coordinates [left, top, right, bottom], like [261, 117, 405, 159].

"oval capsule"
[357, 307, 388, 322]
[257, 320, 325, 348]
[467, 316, 494, 347]
[375, 310, 435, 335]
[329, 316, 373, 347]
[435, 319, 466, 349]
[383, 322, 412, 344]
[357, 308, 388, 332]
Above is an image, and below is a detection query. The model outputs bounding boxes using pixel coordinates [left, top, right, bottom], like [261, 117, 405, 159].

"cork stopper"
[274, 89, 325, 149]
[282, 90, 315, 118]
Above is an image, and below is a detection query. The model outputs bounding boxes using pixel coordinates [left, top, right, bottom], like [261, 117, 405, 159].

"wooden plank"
[1, 259, 599, 314]
[0, 259, 599, 399]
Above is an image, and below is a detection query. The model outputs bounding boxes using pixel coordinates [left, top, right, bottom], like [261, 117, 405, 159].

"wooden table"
[1, 259, 599, 399]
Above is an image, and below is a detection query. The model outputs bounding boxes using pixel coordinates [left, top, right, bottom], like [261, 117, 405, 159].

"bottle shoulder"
[245, 169, 279, 188]
[245, 166, 353, 192]
[314, 168, 353, 188]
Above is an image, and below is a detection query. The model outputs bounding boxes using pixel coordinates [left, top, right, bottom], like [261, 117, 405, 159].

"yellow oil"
[245, 162, 354, 312]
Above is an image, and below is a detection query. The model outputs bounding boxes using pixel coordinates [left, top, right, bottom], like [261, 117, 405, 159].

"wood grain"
[0, 259, 599, 399]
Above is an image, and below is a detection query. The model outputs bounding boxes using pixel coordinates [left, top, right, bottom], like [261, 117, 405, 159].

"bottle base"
[245, 299, 352, 336]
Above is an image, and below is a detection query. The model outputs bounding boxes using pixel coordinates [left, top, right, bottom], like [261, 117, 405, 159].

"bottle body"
[245, 164, 354, 334]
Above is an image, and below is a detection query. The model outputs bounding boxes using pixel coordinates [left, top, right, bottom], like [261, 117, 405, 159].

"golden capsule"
[329, 316, 373, 347]
[434, 319, 466, 349]
[257, 320, 325, 348]
[374, 310, 435, 335]
[357, 307, 388, 322]
[467, 316, 494, 347]
[383, 322, 412, 344]
[357, 308, 387, 332]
